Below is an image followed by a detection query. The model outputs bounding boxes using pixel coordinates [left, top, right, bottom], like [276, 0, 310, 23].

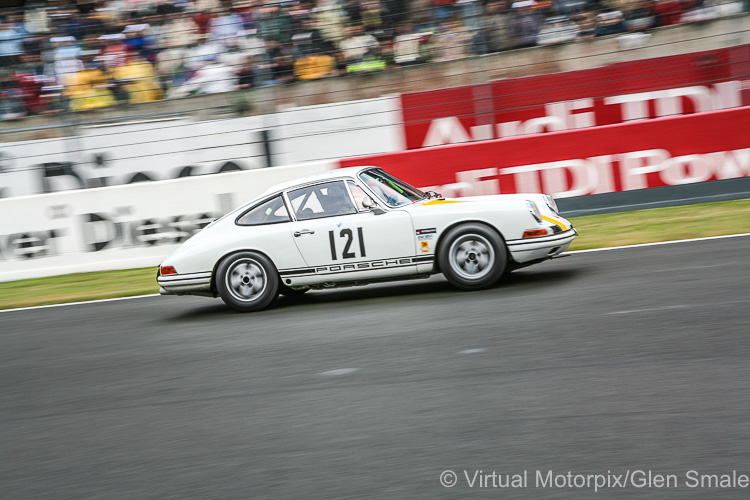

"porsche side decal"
[279, 256, 434, 277]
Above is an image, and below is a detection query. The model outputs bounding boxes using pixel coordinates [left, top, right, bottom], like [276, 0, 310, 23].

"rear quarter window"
[236, 195, 291, 225]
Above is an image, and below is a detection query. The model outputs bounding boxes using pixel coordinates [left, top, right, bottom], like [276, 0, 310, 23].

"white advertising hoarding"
[0, 96, 403, 198]
[273, 95, 404, 165]
[0, 161, 336, 281]
[0, 116, 269, 199]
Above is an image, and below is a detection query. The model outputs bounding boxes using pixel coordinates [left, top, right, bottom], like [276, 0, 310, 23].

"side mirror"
[362, 196, 385, 215]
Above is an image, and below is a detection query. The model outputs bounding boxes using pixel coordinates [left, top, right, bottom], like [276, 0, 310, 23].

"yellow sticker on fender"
[421, 200, 461, 206]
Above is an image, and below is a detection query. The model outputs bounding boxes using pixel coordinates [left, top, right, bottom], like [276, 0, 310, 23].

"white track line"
[318, 368, 360, 376]
[607, 299, 750, 315]
[3, 232, 749, 314]
[1, 294, 160, 314]
[565, 232, 750, 254]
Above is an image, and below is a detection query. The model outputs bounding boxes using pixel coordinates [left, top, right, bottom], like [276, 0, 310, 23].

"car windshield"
[358, 169, 425, 207]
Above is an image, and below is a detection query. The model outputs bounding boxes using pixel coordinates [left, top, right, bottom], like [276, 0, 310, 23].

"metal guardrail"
[557, 177, 750, 217]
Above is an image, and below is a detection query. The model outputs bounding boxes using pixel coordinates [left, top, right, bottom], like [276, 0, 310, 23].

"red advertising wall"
[341, 106, 750, 198]
[402, 44, 750, 149]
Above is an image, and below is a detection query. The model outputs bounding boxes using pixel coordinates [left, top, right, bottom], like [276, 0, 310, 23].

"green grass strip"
[0, 268, 159, 311]
[2, 198, 749, 311]
[569, 198, 750, 250]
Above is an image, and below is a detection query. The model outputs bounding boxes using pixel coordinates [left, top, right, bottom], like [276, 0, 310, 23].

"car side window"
[288, 181, 357, 220]
[236, 195, 290, 225]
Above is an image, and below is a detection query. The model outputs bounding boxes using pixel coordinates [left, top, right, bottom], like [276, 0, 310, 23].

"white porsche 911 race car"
[157, 166, 576, 311]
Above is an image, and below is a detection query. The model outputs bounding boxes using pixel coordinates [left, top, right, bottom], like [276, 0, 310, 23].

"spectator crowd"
[0, 0, 746, 119]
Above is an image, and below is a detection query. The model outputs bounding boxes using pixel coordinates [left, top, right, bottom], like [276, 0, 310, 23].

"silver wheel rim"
[226, 259, 267, 302]
[448, 234, 495, 280]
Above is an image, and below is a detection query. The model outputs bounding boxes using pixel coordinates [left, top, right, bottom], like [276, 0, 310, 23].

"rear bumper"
[506, 228, 577, 263]
[157, 271, 212, 294]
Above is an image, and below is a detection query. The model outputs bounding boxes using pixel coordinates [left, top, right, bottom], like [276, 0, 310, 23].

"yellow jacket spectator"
[294, 54, 337, 81]
[63, 63, 117, 112]
[110, 52, 163, 104]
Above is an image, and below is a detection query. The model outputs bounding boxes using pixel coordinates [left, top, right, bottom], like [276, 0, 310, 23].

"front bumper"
[506, 228, 577, 263]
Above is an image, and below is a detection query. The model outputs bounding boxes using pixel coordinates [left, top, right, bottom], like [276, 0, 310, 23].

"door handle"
[294, 229, 315, 237]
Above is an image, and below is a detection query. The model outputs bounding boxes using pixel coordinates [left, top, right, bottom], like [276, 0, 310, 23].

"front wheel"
[216, 252, 279, 312]
[438, 223, 507, 290]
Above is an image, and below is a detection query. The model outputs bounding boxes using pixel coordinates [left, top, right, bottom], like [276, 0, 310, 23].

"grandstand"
[0, 0, 747, 133]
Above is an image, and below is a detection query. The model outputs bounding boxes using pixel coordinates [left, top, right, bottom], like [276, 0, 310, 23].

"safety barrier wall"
[0, 96, 403, 198]
[340, 106, 750, 197]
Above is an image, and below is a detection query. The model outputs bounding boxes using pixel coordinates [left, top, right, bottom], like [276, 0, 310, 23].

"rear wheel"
[216, 252, 279, 312]
[438, 223, 507, 290]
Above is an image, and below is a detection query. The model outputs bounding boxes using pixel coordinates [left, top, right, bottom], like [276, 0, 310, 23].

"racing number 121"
[329, 227, 366, 260]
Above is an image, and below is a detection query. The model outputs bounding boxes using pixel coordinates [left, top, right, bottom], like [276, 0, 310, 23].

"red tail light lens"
[160, 266, 177, 275]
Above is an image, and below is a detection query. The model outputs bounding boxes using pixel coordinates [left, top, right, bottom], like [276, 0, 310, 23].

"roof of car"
[263, 165, 376, 195]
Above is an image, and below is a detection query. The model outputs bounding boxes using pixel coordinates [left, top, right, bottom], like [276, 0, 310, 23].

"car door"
[233, 193, 308, 271]
[286, 180, 416, 276]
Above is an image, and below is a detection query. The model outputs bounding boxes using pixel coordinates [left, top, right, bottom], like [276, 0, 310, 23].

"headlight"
[525, 200, 542, 223]
[543, 194, 558, 214]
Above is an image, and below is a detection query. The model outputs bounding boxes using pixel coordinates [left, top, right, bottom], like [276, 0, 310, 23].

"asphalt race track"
[2, 235, 750, 499]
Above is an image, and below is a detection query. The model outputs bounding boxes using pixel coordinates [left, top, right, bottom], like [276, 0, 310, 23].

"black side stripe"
[279, 268, 316, 277]
[413, 256, 434, 263]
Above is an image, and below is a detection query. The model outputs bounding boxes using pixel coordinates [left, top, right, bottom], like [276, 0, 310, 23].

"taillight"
[160, 266, 177, 275]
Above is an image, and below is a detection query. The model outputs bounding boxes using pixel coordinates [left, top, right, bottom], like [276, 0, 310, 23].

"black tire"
[279, 284, 309, 297]
[216, 252, 279, 312]
[438, 223, 507, 290]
